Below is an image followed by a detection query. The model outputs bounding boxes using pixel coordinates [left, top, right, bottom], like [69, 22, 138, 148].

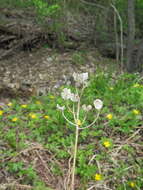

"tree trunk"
[126, 0, 135, 72]
[136, 39, 143, 72]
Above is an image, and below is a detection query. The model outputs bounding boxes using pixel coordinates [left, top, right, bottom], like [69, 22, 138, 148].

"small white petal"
[94, 99, 103, 110]
[81, 72, 88, 81]
[61, 88, 72, 100]
[57, 104, 65, 111]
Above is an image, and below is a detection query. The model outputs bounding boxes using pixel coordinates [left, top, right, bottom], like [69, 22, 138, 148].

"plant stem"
[71, 126, 79, 190]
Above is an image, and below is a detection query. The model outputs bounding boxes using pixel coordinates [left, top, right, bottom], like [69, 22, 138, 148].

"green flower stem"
[78, 111, 100, 130]
[73, 104, 76, 122]
[62, 111, 76, 126]
[71, 125, 79, 190]
[71, 90, 80, 190]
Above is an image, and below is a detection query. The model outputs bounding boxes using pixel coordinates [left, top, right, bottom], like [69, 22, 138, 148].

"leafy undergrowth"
[0, 72, 143, 190]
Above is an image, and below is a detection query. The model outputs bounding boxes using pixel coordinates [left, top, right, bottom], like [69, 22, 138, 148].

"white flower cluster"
[57, 73, 103, 112]
[61, 88, 78, 102]
[82, 99, 103, 112]
[73, 72, 88, 86]
[82, 104, 92, 112]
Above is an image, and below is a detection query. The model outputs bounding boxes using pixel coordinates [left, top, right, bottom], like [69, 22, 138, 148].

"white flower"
[61, 88, 72, 100]
[81, 72, 88, 81]
[93, 99, 103, 110]
[82, 104, 92, 111]
[57, 104, 65, 111]
[70, 93, 79, 102]
[73, 72, 88, 85]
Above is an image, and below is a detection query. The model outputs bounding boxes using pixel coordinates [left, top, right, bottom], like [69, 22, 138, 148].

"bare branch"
[80, 0, 108, 10]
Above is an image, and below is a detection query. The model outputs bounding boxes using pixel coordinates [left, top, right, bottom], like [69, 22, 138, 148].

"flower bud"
[82, 104, 92, 111]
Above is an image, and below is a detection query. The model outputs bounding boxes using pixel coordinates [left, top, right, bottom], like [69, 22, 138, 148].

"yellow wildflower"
[106, 114, 113, 120]
[95, 173, 102, 181]
[44, 115, 50, 119]
[129, 182, 135, 188]
[103, 141, 111, 148]
[49, 95, 55, 99]
[76, 119, 82, 126]
[7, 102, 12, 107]
[132, 109, 140, 115]
[12, 117, 18, 122]
[30, 114, 37, 119]
[21, 104, 27, 108]
[109, 87, 114, 90]
[0, 110, 3, 115]
[36, 101, 41, 105]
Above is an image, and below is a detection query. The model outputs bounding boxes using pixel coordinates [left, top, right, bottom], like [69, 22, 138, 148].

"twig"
[113, 0, 119, 62]
[88, 154, 96, 165]
[87, 184, 113, 190]
[64, 156, 72, 190]
[35, 150, 54, 179]
[80, 0, 108, 10]
[111, 3, 124, 72]
[0, 183, 32, 190]
[1, 143, 43, 163]
[113, 128, 142, 156]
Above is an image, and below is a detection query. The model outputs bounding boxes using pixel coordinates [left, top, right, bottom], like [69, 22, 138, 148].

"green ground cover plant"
[0, 71, 143, 190]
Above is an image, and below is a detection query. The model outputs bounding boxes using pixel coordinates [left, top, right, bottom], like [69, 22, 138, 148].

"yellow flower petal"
[49, 95, 55, 99]
[30, 114, 37, 119]
[103, 141, 111, 148]
[132, 109, 140, 115]
[76, 119, 82, 126]
[129, 182, 135, 188]
[12, 117, 18, 122]
[44, 115, 50, 119]
[0, 110, 3, 115]
[36, 101, 41, 105]
[106, 114, 113, 120]
[21, 104, 27, 108]
[95, 173, 102, 181]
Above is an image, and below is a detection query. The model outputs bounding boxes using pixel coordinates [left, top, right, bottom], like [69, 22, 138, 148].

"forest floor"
[0, 45, 116, 101]
[0, 46, 143, 190]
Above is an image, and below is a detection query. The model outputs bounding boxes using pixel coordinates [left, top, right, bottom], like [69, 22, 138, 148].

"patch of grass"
[72, 51, 87, 65]
[0, 72, 143, 189]
[0, 0, 34, 9]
